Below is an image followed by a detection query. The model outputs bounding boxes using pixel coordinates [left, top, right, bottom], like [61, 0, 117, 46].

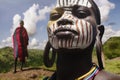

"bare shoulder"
[94, 70, 120, 80]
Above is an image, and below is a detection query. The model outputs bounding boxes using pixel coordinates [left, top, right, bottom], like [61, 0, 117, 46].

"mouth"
[54, 28, 78, 39]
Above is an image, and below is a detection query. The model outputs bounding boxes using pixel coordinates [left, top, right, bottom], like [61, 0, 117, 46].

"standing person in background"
[12, 20, 29, 73]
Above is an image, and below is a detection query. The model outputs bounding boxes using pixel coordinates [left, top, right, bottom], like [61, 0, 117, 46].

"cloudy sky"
[0, 0, 120, 49]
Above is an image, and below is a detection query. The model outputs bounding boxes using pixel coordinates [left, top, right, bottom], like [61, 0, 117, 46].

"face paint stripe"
[52, 37, 54, 47]
[87, 23, 91, 44]
[71, 36, 74, 47]
[67, 39, 69, 48]
[70, 37, 74, 47]
[76, 0, 80, 5]
[76, 20, 80, 33]
[69, 0, 72, 5]
[65, 39, 67, 48]
[76, 20, 80, 47]
[88, 23, 90, 44]
[61, 39, 63, 48]
[86, 22, 89, 45]
[78, 20, 83, 47]
[82, 20, 87, 46]
[59, 39, 61, 48]
[50, 37, 54, 45]
[63, 40, 65, 48]
[74, 0, 78, 5]
[86, 24, 89, 44]
[60, 39, 62, 48]
[61, 0, 64, 7]
[47, 27, 51, 35]
[89, 24, 92, 43]
[64, 40, 66, 47]
[86, 0, 89, 7]
[70, 0, 73, 4]
[70, 39, 72, 47]
[68, 39, 70, 48]
[63, 0, 65, 6]
[70, 38, 73, 47]
[61, 0, 63, 6]
[90, 25, 93, 44]
[81, 20, 84, 45]
[58, 0, 61, 7]
[71, 0, 75, 5]
[66, 0, 68, 6]
[72, 36, 75, 47]
[53, 24, 55, 33]
[49, 37, 51, 41]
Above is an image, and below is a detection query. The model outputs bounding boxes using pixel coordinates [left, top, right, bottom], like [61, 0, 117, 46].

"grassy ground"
[105, 58, 120, 74]
[0, 47, 120, 80]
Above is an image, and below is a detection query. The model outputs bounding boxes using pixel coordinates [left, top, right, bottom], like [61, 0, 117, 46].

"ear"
[96, 25, 105, 69]
[98, 25, 104, 41]
[43, 41, 56, 67]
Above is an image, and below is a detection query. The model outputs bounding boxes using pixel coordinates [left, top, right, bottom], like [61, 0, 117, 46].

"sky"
[0, 0, 120, 49]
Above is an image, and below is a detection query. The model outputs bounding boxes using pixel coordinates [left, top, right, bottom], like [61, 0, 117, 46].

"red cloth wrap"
[13, 26, 29, 62]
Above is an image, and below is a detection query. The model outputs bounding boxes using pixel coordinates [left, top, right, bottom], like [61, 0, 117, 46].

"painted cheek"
[47, 21, 58, 36]
[74, 20, 93, 49]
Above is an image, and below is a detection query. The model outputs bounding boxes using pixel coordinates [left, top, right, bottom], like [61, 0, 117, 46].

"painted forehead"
[56, 0, 92, 8]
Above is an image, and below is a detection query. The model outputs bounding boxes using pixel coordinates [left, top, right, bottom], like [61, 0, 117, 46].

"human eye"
[50, 13, 62, 21]
[50, 8, 64, 21]
[72, 6, 91, 19]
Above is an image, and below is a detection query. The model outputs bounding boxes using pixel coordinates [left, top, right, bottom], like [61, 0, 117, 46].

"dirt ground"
[0, 57, 120, 80]
[0, 68, 54, 80]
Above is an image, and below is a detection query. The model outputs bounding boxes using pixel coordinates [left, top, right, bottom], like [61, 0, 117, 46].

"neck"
[56, 47, 94, 80]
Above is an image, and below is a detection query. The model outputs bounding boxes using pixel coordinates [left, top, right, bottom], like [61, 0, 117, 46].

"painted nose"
[57, 19, 73, 26]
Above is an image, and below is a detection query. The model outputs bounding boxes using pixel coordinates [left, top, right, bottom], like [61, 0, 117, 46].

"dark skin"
[56, 46, 94, 80]
[44, 4, 120, 80]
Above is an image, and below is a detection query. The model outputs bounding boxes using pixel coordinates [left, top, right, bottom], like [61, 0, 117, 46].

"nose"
[57, 19, 73, 26]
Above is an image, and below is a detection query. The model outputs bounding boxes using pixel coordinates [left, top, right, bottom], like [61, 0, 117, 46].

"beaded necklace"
[43, 64, 99, 80]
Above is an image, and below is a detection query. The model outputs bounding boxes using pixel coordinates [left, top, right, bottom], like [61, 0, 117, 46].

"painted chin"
[49, 30, 78, 49]
[49, 29, 92, 49]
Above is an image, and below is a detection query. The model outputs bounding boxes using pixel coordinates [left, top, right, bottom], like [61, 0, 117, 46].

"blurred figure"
[12, 20, 29, 73]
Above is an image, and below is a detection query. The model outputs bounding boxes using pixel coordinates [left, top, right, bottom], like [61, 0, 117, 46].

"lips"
[54, 28, 78, 39]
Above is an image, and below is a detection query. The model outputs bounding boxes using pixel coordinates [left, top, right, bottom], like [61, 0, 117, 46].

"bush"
[103, 37, 120, 59]
[0, 47, 14, 72]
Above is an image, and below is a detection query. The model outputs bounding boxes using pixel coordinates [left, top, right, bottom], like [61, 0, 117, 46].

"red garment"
[12, 26, 29, 62]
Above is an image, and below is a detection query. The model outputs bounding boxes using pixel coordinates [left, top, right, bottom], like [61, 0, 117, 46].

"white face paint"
[56, 0, 92, 8]
[47, 10, 97, 49]
[47, 0, 97, 49]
